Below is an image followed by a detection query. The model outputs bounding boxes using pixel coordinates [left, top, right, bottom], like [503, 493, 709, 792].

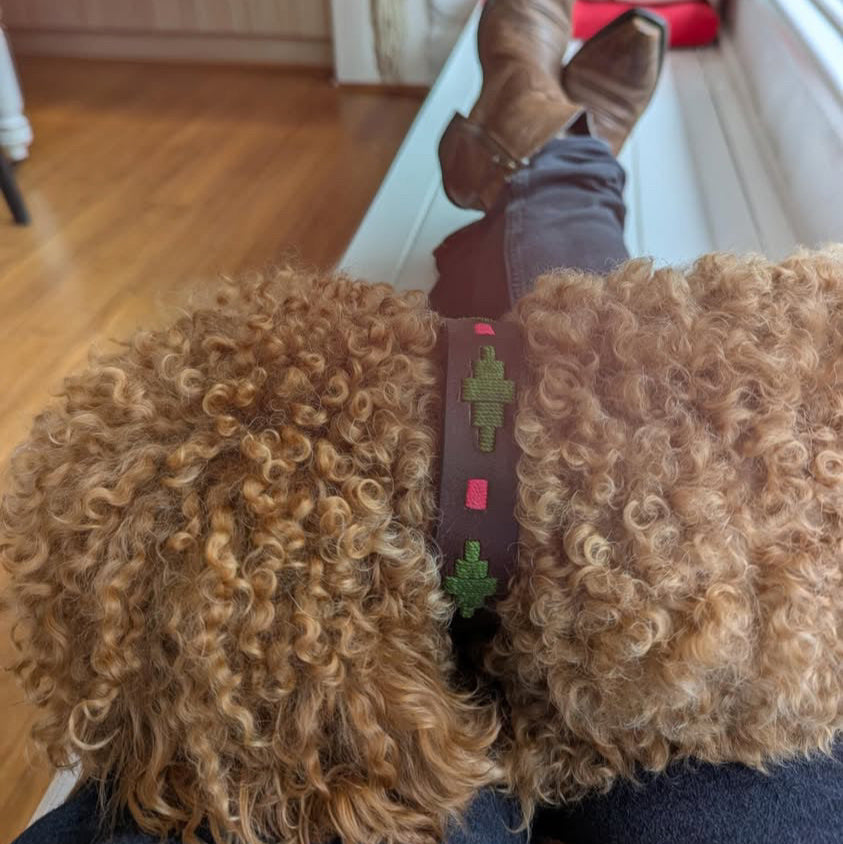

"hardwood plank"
[0, 55, 421, 841]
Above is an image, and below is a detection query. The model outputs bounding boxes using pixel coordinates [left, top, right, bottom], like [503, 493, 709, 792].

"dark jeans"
[535, 746, 843, 844]
[429, 136, 628, 319]
[13, 784, 525, 844]
[430, 135, 843, 844]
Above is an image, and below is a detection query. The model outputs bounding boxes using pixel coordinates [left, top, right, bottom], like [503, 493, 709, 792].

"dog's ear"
[319, 622, 501, 842]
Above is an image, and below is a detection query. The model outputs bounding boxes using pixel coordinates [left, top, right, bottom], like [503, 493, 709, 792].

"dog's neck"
[433, 317, 524, 635]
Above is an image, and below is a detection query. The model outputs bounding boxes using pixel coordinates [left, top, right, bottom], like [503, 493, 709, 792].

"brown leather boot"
[561, 9, 667, 156]
[439, 0, 581, 212]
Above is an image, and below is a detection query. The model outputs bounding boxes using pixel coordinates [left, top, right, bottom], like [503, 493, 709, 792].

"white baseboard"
[6, 29, 332, 67]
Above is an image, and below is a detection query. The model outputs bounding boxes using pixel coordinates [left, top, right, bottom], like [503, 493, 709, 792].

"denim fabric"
[534, 743, 843, 844]
[9, 785, 172, 844]
[502, 135, 628, 300]
[12, 786, 526, 844]
[429, 136, 628, 319]
[443, 787, 526, 844]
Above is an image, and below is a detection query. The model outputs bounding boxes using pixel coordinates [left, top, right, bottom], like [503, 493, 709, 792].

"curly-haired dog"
[2, 249, 842, 844]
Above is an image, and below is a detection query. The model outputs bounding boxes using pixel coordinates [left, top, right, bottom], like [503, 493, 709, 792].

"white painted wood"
[0, 25, 33, 160]
[394, 186, 482, 292]
[331, 0, 473, 85]
[340, 2, 483, 285]
[3, 0, 333, 36]
[28, 766, 80, 825]
[34, 0, 84, 28]
[617, 141, 641, 257]
[428, 0, 478, 71]
[193, 0, 234, 35]
[82, 0, 107, 28]
[150, 0, 184, 32]
[628, 56, 715, 266]
[771, 0, 843, 94]
[813, 0, 843, 33]
[732, 0, 843, 246]
[332, 0, 427, 85]
[699, 41, 798, 260]
[226, 0, 253, 35]
[329, 0, 378, 85]
[669, 51, 763, 255]
[290, 0, 329, 38]
[1, 1, 30, 26]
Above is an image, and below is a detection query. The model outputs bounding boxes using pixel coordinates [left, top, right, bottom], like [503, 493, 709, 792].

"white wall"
[2, 0, 333, 65]
[332, 0, 475, 86]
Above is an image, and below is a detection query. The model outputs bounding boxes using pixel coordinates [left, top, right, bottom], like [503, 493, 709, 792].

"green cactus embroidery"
[461, 345, 515, 452]
[445, 540, 497, 618]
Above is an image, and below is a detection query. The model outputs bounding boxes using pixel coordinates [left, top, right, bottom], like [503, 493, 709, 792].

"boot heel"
[438, 113, 524, 212]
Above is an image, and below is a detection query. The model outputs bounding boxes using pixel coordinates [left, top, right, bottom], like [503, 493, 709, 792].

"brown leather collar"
[433, 317, 523, 625]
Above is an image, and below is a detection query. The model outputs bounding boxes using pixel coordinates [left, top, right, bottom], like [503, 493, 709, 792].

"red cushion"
[572, 1, 720, 47]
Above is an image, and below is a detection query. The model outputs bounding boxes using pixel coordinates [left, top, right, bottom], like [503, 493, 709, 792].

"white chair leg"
[0, 25, 33, 161]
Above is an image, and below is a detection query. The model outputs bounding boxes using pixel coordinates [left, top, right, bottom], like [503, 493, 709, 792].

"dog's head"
[0, 271, 500, 844]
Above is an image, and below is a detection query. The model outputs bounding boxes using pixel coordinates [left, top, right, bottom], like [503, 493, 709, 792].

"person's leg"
[503, 134, 628, 300]
[444, 788, 527, 844]
[533, 740, 843, 844]
[429, 134, 627, 318]
[429, 8, 666, 319]
[13, 785, 526, 844]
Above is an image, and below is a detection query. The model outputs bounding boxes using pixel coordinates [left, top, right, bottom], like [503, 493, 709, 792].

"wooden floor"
[0, 56, 421, 841]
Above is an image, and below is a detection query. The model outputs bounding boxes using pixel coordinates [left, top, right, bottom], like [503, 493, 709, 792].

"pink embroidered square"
[465, 479, 488, 510]
[474, 323, 495, 336]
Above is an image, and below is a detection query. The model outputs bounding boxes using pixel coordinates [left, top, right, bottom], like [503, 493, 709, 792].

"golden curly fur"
[2, 249, 843, 843]
[0, 272, 500, 844]
[493, 247, 843, 812]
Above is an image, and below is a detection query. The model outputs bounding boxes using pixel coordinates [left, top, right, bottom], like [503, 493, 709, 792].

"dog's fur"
[493, 247, 843, 811]
[2, 250, 842, 843]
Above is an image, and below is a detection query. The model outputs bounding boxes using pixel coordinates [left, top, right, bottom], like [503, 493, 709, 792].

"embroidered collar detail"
[434, 318, 523, 622]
